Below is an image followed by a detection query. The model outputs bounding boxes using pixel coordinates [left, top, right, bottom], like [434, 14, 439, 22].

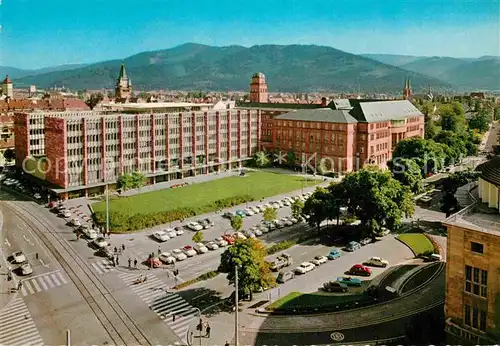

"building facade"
[15, 109, 261, 197]
[1, 75, 13, 99]
[443, 158, 500, 344]
[249, 72, 268, 103]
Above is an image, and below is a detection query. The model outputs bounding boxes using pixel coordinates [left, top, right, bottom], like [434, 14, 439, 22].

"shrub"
[174, 270, 219, 289]
[424, 233, 441, 254]
[267, 240, 297, 255]
[94, 194, 255, 232]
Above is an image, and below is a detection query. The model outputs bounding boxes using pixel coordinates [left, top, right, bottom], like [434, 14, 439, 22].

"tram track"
[4, 200, 151, 346]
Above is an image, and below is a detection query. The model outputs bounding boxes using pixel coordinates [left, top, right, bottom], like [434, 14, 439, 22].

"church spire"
[118, 61, 127, 80]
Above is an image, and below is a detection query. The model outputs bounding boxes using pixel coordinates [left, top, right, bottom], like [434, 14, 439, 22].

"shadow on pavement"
[178, 287, 234, 317]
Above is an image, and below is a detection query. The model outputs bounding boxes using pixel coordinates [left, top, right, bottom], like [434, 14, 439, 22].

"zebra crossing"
[91, 259, 115, 275]
[118, 272, 198, 342]
[20, 270, 68, 297]
[0, 297, 44, 346]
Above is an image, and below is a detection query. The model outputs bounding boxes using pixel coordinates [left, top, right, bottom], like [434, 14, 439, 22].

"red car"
[349, 264, 372, 276]
[222, 234, 235, 245]
[146, 257, 161, 268]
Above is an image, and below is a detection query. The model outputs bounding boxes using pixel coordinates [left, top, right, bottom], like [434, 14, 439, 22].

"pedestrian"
[114, 246, 118, 253]
[205, 323, 211, 337]
[225, 342, 229, 346]
[172, 314, 176, 322]
[112, 257, 116, 267]
[107, 231, 111, 239]
[134, 258, 138, 268]
[116, 256, 119, 266]
[158, 246, 161, 255]
[122, 244, 125, 251]
[128, 258, 132, 268]
[17, 281, 22, 291]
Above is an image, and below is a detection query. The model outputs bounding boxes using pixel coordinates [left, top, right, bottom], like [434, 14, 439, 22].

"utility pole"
[105, 184, 109, 235]
[66, 329, 71, 346]
[234, 265, 239, 346]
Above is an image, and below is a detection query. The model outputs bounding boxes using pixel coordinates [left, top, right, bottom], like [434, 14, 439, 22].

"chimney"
[321, 97, 327, 107]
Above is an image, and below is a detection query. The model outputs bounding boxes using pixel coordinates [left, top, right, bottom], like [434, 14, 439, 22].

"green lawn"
[397, 233, 435, 256]
[266, 291, 367, 313]
[93, 171, 319, 217]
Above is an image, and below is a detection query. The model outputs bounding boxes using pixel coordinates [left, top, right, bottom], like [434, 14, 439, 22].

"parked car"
[243, 209, 254, 216]
[215, 237, 229, 247]
[249, 227, 262, 236]
[243, 230, 256, 238]
[233, 232, 247, 240]
[174, 227, 185, 236]
[346, 241, 361, 252]
[270, 253, 293, 271]
[365, 257, 389, 268]
[223, 212, 234, 219]
[93, 237, 108, 249]
[337, 276, 362, 287]
[183, 245, 197, 257]
[311, 255, 328, 266]
[205, 241, 219, 250]
[273, 220, 285, 228]
[193, 243, 209, 254]
[153, 230, 170, 242]
[198, 219, 213, 229]
[60, 210, 72, 218]
[277, 270, 295, 283]
[221, 234, 235, 245]
[281, 218, 293, 227]
[164, 228, 177, 238]
[379, 227, 390, 237]
[20, 262, 33, 276]
[259, 225, 270, 234]
[70, 219, 82, 227]
[282, 199, 291, 206]
[33, 193, 42, 200]
[159, 252, 175, 264]
[12, 251, 26, 264]
[146, 257, 161, 268]
[235, 210, 246, 218]
[250, 206, 260, 214]
[348, 264, 372, 276]
[360, 238, 372, 246]
[289, 217, 298, 224]
[187, 222, 203, 231]
[83, 228, 98, 240]
[294, 262, 315, 274]
[328, 248, 342, 260]
[323, 281, 348, 293]
[172, 249, 187, 261]
[256, 205, 266, 212]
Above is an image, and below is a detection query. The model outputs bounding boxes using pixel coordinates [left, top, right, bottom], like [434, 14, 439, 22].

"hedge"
[174, 270, 219, 290]
[94, 194, 254, 233]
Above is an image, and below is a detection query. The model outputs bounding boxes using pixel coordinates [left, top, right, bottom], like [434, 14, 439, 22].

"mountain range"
[2, 43, 498, 93]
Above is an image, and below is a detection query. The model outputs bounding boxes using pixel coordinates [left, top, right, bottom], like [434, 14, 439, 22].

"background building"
[443, 158, 500, 344]
[15, 109, 261, 198]
[249, 72, 268, 103]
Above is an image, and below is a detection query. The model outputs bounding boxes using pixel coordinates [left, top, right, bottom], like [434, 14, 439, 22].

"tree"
[286, 151, 297, 167]
[263, 207, 277, 222]
[192, 231, 203, 243]
[117, 173, 134, 190]
[230, 215, 243, 232]
[302, 187, 334, 232]
[424, 119, 439, 140]
[331, 168, 414, 234]
[387, 158, 423, 194]
[439, 103, 466, 133]
[3, 148, 15, 163]
[218, 238, 274, 301]
[291, 199, 304, 219]
[434, 131, 467, 164]
[85, 93, 104, 110]
[494, 107, 500, 121]
[317, 158, 328, 175]
[393, 138, 446, 175]
[252, 151, 270, 167]
[131, 171, 147, 188]
[440, 170, 479, 214]
[468, 110, 491, 133]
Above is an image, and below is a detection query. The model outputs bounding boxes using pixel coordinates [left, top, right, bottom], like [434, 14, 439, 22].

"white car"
[214, 237, 228, 247]
[294, 262, 316, 274]
[250, 206, 260, 213]
[205, 241, 219, 250]
[153, 230, 170, 242]
[194, 243, 209, 254]
[233, 232, 247, 240]
[175, 227, 185, 236]
[187, 222, 203, 231]
[282, 200, 291, 206]
[289, 217, 298, 224]
[366, 256, 389, 268]
[243, 230, 256, 238]
[243, 209, 254, 216]
[60, 210, 71, 218]
[93, 237, 108, 249]
[263, 203, 272, 209]
[33, 193, 42, 200]
[20, 263, 33, 276]
[250, 227, 263, 236]
[281, 218, 293, 226]
[165, 228, 177, 238]
[71, 219, 81, 227]
[256, 205, 266, 212]
[182, 246, 197, 257]
[159, 252, 176, 264]
[311, 255, 328, 266]
[259, 225, 270, 234]
[172, 249, 187, 261]
[83, 228, 98, 240]
[12, 251, 26, 264]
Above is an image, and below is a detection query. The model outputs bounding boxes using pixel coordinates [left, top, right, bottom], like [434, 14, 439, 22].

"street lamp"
[234, 265, 240, 346]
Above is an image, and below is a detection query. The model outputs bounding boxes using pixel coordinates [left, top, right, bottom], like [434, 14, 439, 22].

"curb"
[395, 236, 417, 257]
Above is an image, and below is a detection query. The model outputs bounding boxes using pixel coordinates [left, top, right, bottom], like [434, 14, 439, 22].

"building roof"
[350, 100, 423, 123]
[329, 99, 352, 110]
[118, 63, 128, 80]
[2, 75, 12, 84]
[102, 102, 213, 110]
[252, 72, 265, 78]
[236, 101, 322, 110]
[275, 108, 358, 123]
[476, 156, 500, 187]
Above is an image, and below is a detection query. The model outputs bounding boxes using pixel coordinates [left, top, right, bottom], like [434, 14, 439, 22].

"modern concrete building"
[15, 109, 261, 198]
[442, 157, 500, 344]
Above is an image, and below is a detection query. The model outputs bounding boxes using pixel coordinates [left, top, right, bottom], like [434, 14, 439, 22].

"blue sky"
[1, 0, 499, 69]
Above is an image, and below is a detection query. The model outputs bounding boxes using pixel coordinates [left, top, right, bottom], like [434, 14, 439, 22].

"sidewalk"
[0, 211, 19, 312]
